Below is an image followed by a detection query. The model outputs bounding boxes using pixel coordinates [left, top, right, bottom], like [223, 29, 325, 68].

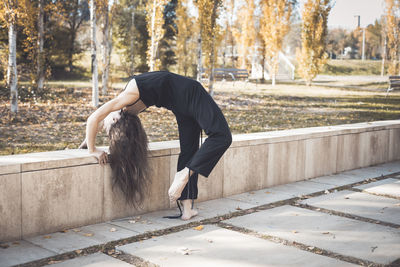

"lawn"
[1, 78, 399, 155]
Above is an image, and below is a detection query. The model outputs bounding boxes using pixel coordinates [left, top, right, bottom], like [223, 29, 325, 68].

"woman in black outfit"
[83, 71, 232, 220]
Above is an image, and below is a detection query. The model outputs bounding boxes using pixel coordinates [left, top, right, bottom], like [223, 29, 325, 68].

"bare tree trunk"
[196, 33, 202, 82]
[90, 0, 99, 106]
[8, 22, 18, 113]
[37, 0, 45, 93]
[149, 0, 156, 71]
[130, 7, 135, 75]
[209, 36, 215, 96]
[101, 5, 110, 95]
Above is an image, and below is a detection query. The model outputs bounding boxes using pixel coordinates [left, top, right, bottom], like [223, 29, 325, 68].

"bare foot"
[181, 199, 198, 220]
[168, 168, 189, 202]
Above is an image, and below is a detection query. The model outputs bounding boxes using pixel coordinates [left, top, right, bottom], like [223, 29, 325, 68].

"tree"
[113, 0, 149, 75]
[159, 0, 177, 70]
[55, 0, 89, 73]
[1, 0, 20, 113]
[146, 0, 168, 71]
[37, 0, 44, 92]
[195, 0, 222, 95]
[385, 0, 400, 75]
[90, 0, 98, 106]
[260, 0, 292, 86]
[296, 0, 331, 86]
[175, 0, 196, 76]
[98, 0, 114, 95]
[232, 0, 255, 70]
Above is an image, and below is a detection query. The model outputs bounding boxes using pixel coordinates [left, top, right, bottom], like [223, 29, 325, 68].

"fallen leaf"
[110, 228, 117, 232]
[12, 241, 20, 245]
[83, 233, 94, 237]
[72, 229, 81, 232]
[43, 235, 52, 239]
[322, 232, 330, 234]
[265, 191, 271, 194]
[308, 246, 315, 250]
[128, 220, 136, 224]
[292, 230, 298, 234]
[324, 190, 330, 194]
[60, 229, 68, 233]
[236, 207, 242, 211]
[193, 225, 204, 231]
[75, 249, 82, 254]
[249, 192, 255, 195]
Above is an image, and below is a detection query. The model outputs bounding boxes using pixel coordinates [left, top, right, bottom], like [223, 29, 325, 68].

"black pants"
[171, 83, 232, 200]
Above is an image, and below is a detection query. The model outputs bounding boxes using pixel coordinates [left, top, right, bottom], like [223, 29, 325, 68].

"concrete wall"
[1, 120, 399, 242]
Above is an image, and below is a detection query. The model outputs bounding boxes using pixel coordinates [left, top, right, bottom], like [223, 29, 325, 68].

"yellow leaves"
[193, 225, 204, 231]
[83, 233, 94, 237]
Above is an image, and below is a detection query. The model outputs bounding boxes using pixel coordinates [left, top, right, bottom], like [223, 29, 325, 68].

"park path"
[1, 161, 400, 267]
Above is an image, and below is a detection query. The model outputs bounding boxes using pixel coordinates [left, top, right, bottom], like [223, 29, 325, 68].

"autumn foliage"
[296, 0, 331, 86]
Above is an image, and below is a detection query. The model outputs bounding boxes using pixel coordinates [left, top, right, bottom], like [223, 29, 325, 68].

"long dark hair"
[108, 111, 150, 207]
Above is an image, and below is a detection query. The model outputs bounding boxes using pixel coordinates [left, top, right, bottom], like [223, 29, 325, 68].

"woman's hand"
[89, 148, 108, 165]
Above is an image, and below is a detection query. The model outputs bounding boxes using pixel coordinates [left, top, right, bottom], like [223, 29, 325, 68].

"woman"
[82, 71, 232, 220]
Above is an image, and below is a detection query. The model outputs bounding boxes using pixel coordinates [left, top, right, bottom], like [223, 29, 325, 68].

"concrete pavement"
[1, 162, 400, 267]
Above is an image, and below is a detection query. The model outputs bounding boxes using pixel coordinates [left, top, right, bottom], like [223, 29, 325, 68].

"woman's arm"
[85, 84, 139, 164]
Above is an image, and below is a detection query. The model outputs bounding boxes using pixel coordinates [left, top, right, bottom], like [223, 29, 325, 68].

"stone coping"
[1, 120, 399, 175]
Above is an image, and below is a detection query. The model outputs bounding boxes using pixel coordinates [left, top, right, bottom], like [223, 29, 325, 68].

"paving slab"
[372, 161, 400, 174]
[266, 180, 336, 197]
[49, 252, 133, 267]
[227, 187, 294, 206]
[308, 173, 368, 187]
[341, 167, 387, 180]
[194, 198, 255, 218]
[301, 190, 400, 225]
[117, 225, 356, 267]
[354, 178, 400, 198]
[224, 205, 400, 265]
[0, 240, 56, 267]
[25, 228, 108, 254]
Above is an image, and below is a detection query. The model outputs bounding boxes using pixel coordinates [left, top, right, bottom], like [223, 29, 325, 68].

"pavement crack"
[293, 203, 400, 229]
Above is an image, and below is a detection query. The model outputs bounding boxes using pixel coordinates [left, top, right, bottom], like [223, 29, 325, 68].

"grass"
[1, 79, 399, 156]
[321, 60, 385, 76]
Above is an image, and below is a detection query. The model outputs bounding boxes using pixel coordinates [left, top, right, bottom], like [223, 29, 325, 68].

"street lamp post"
[355, 15, 366, 61]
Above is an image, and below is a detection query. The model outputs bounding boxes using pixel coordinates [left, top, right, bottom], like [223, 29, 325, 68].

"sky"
[299, 0, 385, 29]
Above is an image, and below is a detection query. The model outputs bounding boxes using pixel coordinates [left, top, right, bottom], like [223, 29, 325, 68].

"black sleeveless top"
[134, 71, 174, 110]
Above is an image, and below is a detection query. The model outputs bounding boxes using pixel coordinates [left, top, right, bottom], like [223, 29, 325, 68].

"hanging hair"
[108, 111, 150, 207]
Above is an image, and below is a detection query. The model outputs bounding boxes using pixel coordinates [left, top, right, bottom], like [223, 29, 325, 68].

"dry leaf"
[292, 230, 298, 234]
[60, 229, 68, 233]
[43, 235, 52, 239]
[265, 191, 271, 194]
[128, 220, 136, 224]
[322, 232, 330, 234]
[72, 229, 81, 232]
[83, 233, 94, 237]
[110, 228, 117, 232]
[12, 241, 20, 245]
[75, 249, 82, 254]
[193, 225, 204, 231]
[236, 207, 242, 211]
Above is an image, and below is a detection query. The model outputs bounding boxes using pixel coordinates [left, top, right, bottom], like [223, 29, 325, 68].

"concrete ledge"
[1, 120, 400, 241]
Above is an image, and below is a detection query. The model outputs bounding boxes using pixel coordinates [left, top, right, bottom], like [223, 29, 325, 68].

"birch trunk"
[37, 0, 45, 92]
[196, 33, 202, 82]
[8, 22, 18, 113]
[90, 0, 99, 106]
[101, 5, 110, 95]
[149, 0, 156, 71]
[130, 8, 135, 75]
